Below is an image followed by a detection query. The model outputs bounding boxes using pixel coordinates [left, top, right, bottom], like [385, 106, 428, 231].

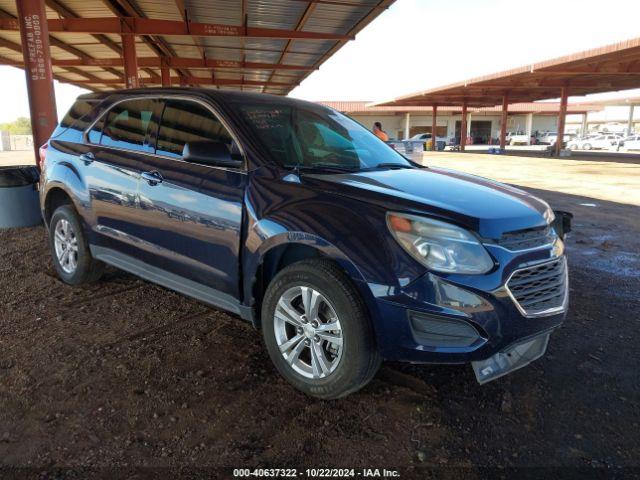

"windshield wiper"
[296, 164, 361, 174]
[364, 163, 415, 170]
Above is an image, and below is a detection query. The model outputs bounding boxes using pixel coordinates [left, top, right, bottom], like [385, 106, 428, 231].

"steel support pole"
[581, 113, 588, 136]
[122, 34, 138, 88]
[555, 86, 569, 156]
[499, 93, 509, 150]
[431, 105, 438, 151]
[403, 112, 410, 139]
[16, 0, 57, 164]
[460, 101, 468, 151]
[161, 62, 171, 87]
[525, 113, 534, 143]
[627, 105, 635, 135]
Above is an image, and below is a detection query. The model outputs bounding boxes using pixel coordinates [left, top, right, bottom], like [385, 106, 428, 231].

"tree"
[0, 117, 32, 135]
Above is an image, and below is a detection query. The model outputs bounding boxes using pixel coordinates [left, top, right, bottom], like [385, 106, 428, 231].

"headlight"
[543, 206, 555, 224]
[386, 213, 494, 274]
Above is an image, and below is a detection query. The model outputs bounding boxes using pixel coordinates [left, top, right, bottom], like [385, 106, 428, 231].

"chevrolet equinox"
[39, 89, 570, 399]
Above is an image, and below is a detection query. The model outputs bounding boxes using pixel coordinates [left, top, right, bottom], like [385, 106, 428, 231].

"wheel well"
[44, 188, 72, 226]
[252, 243, 323, 328]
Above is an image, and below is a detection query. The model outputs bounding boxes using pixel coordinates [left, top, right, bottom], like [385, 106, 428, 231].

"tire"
[582, 143, 592, 150]
[49, 204, 104, 285]
[261, 258, 381, 399]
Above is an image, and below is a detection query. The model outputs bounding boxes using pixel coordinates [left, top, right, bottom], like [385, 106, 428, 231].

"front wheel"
[582, 143, 592, 150]
[261, 259, 380, 399]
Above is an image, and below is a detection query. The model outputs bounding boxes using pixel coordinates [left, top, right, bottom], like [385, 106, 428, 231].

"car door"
[135, 97, 245, 299]
[83, 97, 157, 256]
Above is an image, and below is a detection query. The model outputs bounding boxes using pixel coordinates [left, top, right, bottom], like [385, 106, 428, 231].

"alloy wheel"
[53, 218, 78, 274]
[273, 286, 343, 379]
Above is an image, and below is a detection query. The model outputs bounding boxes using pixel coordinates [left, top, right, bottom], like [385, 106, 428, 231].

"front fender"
[242, 221, 386, 335]
[248, 225, 367, 284]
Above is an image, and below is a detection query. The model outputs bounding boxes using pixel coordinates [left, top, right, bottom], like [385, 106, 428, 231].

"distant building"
[318, 101, 627, 143]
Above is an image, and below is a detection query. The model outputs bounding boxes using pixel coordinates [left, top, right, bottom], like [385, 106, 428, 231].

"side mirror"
[553, 210, 573, 239]
[182, 140, 242, 168]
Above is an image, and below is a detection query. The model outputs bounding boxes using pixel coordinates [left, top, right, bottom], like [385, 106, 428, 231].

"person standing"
[373, 122, 389, 141]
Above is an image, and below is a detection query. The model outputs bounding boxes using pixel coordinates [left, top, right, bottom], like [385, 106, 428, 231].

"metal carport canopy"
[0, 0, 395, 94]
[373, 37, 640, 108]
[372, 37, 640, 154]
[0, 0, 394, 162]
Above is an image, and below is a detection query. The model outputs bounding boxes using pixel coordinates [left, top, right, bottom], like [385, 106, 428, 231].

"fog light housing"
[409, 312, 484, 348]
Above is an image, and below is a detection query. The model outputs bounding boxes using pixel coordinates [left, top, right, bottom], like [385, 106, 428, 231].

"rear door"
[135, 97, 245, 298]
[83, 97, 157, 255]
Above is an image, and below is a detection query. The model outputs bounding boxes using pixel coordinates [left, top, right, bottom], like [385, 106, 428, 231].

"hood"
[303, 167, 550, 239]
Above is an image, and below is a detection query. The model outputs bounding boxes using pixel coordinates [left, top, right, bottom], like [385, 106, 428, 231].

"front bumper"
[364, 249, 568, 369]
[472, 331, 550, 384]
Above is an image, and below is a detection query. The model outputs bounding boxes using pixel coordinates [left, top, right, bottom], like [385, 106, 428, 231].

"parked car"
[538, 132, 577, 148]
[505, 131, 530, 145]
[617, 134, 640, 151]
[538, 132, 558, 145]
[406, 132, 447, 149]
[39, 89, 570, 399]
[566, 134, 622, 150]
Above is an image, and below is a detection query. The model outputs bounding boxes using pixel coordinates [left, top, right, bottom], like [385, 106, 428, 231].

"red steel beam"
[499, 92, 509, 150]
[161, 62, 171, 87]
[0, 17, 354, 40]
[121, 33, 138, 88]
[555, 86, 569, 156]
[460, 101, 468, 151]
[431, 104, 437, 151]
[0, 56, 315, 70]
[16, 0, 58, 164]
[61, 77, 294, 87]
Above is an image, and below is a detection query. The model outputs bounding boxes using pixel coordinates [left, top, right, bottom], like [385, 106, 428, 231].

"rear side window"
[156, 100, 233, 158]
[60, 99, 97, 130]
[100, 99, 156, 152]
[50, 99, 98, 138]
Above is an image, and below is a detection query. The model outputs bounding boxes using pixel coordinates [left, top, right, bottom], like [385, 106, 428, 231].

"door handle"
[141, 170, 163, 186]
[79, 152, 95, 165]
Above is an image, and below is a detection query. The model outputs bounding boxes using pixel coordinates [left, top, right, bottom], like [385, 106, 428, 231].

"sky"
[1, 0, 640, 123]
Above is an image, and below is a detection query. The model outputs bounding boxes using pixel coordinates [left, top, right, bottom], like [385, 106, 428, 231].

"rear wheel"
[582, 143, 592, 150]
[261, 259, 380, 399]
[49, 205, 104, 285]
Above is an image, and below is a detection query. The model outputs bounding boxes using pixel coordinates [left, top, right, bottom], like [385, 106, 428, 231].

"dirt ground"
[1, 153, 639, 477]
[0, 150, 34, 168]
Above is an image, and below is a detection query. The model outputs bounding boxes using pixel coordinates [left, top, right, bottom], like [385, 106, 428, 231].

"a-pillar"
[122, 33, 139, 88]
[16, 0, 57, 165]
[403, 112, 410, 139]
[460, 101, 468, 151]
[161, 60, 171, 87]
[627, 105, 635, 135]
[499, 93, 509, 150]
[431, 105, 438, 150]
[555, 86, 569, 156]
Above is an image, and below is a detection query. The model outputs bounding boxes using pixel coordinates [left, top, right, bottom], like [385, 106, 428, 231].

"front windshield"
[235, 101, 413, 171]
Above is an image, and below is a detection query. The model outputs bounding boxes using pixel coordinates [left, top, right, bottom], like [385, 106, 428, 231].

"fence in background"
[0, 133, 33, 152]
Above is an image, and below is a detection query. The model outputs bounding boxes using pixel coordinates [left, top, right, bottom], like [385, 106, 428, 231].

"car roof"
[77, 88, 325, 112]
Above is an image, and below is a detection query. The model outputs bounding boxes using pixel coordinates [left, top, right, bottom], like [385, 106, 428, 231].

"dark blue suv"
[39, 89, 569, 399]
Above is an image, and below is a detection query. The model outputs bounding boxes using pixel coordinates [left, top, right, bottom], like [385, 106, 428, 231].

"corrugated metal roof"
[0, 0, 394, 93]
[321, 101, 603, 115]
[376, 36, 640, 108]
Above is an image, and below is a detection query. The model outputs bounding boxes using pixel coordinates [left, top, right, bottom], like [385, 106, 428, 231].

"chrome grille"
[496, 226, 556, 251]
[506, 258, 568, 317]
